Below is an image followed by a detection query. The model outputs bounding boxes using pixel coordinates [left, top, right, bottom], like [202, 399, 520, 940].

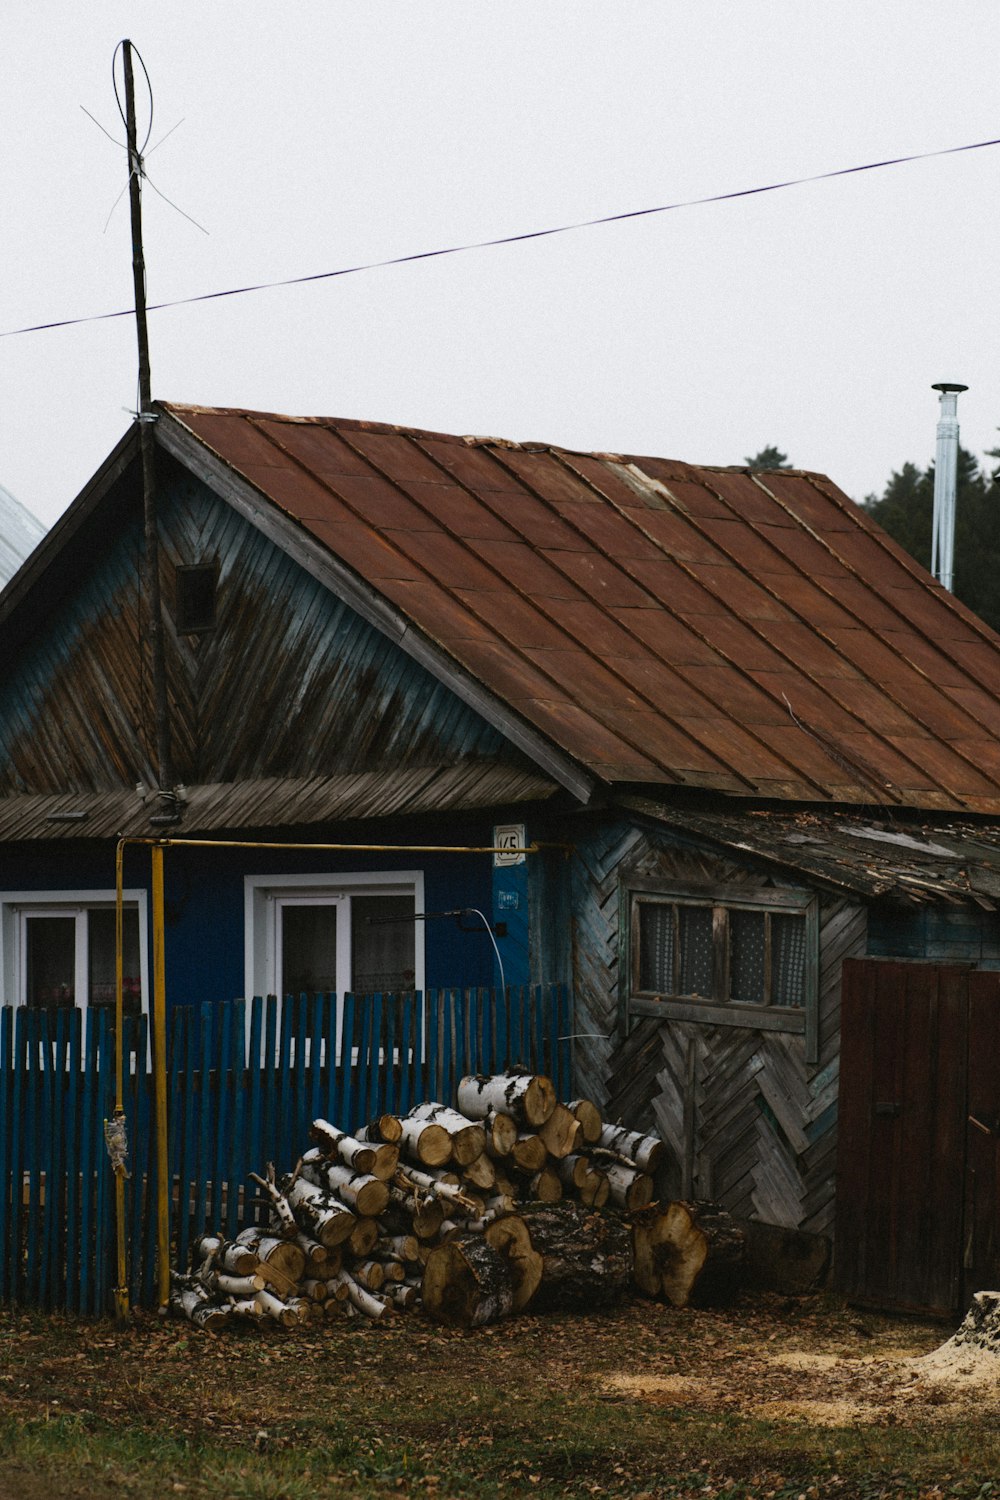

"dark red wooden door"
[836, 958, 980, 1317]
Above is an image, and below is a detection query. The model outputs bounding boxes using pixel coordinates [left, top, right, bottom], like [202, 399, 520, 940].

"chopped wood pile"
[169, 1070, 744, 1330]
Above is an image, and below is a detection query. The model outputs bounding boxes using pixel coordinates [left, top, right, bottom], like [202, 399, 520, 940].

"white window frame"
[0, 888, 149, 1013]
[244, 870, 425, 1061]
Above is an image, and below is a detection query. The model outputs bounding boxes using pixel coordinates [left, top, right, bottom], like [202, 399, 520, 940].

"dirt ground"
[1, 1290, 997, 1499]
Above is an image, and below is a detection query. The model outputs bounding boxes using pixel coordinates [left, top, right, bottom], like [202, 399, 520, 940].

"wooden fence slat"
[276, 998, 294, 1176]
[226, 1001, 246, 1241]
[262, 997, 278, 1176]
[308, 994, 323, 1130]
[194, 1004, 213, 1239]
[214, 1002, 233, 1232]
[384, 995, 396, 1118]
[247, 997, 264, 1212]
[64, 1009, 81, 1312]
[427, 989, 440, 1104]
[173, 1008, 194, 1284]
[132, 1014, 157, 1309]
[51, 1007, 69, 1310]
[338, 993, 355, 1136]
[77, 1008, 96, 1315]
[93, 1009, 113, 1317]
[290, 995, 309, 1171]
[322, 994, 338, 1127]
[0, 1009, 12, 1302]
[398, 995, 413, 1116]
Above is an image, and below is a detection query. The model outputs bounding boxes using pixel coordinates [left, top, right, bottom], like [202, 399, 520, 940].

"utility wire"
[3, 132, 999, 341]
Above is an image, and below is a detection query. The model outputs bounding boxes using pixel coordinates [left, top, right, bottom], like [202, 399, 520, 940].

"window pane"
[730, 909, 766, 1004]
[352, 895, 415, 993]
[88, 908, 141, 1013]
[678, 906, 713, 997]
[771, 913, 806, 1007]
[282, 904, 338, 997]
[26, 917, 76, 1007]
[638, 903, 675, 992]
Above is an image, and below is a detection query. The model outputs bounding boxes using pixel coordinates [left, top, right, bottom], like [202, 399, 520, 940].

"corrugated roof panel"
[158, 405, 1000, 811]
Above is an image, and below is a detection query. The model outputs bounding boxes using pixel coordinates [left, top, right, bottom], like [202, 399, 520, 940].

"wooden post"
[112, 840, 129, 1321]
[151, 843, 170, 1307]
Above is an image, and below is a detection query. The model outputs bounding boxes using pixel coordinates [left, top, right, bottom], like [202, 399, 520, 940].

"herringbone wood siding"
[571, 819, 866, 1234]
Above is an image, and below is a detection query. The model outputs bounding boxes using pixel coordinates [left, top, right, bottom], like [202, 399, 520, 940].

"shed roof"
[620, 796, 1000, 907]
[155, 404, 1000, 815]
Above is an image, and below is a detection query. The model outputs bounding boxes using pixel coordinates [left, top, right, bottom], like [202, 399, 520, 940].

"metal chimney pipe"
[931, 382, 968, 592]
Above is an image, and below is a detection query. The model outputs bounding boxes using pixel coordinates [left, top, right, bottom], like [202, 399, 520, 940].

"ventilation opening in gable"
[175, 563, 218, 633]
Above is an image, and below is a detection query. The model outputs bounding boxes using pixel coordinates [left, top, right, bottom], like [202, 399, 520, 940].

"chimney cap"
[932, 382, 968, 394]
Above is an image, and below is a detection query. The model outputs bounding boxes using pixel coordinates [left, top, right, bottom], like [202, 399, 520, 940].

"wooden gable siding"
[0, 461, 528, 795]
[569, 816, 866, 1234]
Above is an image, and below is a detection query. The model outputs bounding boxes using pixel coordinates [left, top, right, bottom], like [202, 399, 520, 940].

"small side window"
[175, 563, 218, 633]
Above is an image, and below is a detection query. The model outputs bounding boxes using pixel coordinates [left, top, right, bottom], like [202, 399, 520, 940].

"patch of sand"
[764, 1351, 844, 1372]
[602, 1373, 709, 1404]
[752, 1398, 878, 1426]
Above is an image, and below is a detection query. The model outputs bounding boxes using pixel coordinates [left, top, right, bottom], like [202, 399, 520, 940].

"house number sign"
[493, 824, 526, 867]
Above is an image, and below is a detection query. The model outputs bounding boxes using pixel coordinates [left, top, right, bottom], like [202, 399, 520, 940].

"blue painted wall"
[0, 841, 499, 1011]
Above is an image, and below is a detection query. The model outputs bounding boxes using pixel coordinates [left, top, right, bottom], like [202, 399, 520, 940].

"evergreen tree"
[864, 447, 1000, 633]
[745, 445, 791, 469]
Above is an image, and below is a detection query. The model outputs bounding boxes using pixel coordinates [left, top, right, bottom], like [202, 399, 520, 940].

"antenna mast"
[122, 39, 173, 795]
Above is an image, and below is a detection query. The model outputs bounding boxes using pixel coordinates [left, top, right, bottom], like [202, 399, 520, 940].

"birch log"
[604, 1162, 655, 1212]
[457, 1072, 556, 1129]
[356, 1114, 404, 1145]
[519, 1202, 634, 1313]
[598, 1124, 666, 1175]
[283, 1176, 358, 1247]
[310, 1122, 399, 1180]
[234, 1228, 307, 1285]
[483, 1109, 518, 1157]
[538, 1103, 582, 1160]
[407, 1103, 486, 1165]
[397, 1117, 452, 1167]
[567, 1098, 603, 1145]
[170, 1285, 229, 1331]
[303, 1160, 390, 1217]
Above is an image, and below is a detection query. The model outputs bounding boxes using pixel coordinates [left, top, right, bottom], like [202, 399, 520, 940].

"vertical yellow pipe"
[151, 844, 170, 1307]
[112, 840, 129, 1321]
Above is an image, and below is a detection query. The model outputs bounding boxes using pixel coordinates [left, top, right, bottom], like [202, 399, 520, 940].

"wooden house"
[4, 402, 1000, 1312]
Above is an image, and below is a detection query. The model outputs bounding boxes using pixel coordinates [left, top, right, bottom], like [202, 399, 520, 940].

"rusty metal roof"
[0, 763, 557, 843]
[620, 795, 1000, 906]
[158, 404, 1000, 814]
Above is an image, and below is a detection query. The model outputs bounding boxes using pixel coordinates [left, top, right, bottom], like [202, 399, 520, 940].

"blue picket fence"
[0, 984, 573, 1315]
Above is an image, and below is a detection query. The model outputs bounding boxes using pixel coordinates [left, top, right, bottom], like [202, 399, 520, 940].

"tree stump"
[631, 1200, 745, 1307]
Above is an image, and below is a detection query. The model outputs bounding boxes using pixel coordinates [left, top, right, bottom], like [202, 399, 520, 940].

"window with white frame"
[244, 871, 424, 1005]
[624, 880, 818, 1058]
[0, 891, 149, 1012]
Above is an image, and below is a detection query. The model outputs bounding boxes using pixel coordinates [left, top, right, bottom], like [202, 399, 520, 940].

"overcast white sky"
[2, 4, 999, 527]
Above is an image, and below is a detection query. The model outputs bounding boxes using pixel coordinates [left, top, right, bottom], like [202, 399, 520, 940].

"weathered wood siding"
[570, 816, 866, 1234]
[0, 458, 530, 795]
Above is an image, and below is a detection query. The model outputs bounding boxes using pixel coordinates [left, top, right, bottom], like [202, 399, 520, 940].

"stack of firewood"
[169, 1070, 744, 1330]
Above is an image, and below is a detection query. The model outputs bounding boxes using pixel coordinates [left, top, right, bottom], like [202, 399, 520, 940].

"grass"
[0, 1292, 995, 1498]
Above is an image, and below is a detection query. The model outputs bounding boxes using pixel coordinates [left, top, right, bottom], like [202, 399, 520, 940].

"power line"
[3, 132, 999, 341]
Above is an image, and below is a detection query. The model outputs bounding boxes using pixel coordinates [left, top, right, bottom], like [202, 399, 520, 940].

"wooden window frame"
[621, 878, 819, 1064]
